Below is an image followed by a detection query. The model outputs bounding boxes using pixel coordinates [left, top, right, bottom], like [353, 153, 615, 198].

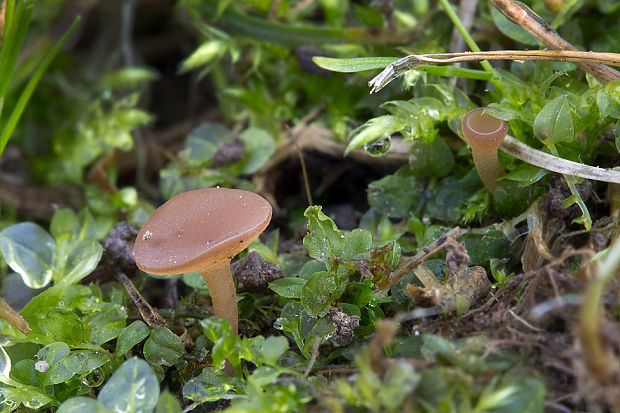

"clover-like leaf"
[143, 328, 185, 367]
[533, 95, 574, 144]
[301, 271, 336, 317]
[0, 223, 54, 288]
[98, 358, 159, 413]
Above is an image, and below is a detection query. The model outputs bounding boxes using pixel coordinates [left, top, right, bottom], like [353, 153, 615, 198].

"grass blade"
[0, 16, 81, 156]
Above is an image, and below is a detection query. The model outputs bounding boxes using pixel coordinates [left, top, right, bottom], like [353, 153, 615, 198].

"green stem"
[548, 144, 592, 229]
[437, 0, 501, 88]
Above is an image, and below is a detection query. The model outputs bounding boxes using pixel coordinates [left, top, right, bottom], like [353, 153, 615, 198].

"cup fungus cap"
[462, 107, 508, 151]
[461, 107, 509, 193]
[134, 187, 272, 275]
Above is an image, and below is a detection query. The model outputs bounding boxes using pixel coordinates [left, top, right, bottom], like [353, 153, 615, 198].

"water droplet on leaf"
[364, 136, 391, 157]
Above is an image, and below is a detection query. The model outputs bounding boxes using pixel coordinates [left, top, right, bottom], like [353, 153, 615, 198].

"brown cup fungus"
[133, 188, 272, 336]
[461, 107, 509, 193]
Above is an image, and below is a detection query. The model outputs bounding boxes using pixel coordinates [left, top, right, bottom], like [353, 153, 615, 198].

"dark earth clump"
[231, 251, 285, 293]
[99, 221, 140, 274]
[210, 138, 245, 168]
[544, 175, 592, 220]
[326, 307, 361, 347]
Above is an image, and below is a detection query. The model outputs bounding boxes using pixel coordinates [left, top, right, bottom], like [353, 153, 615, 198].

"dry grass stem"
[383, 227, 464, 291]
[369, 50, 620, 92]
[0, 297, 29, 336]
[500, 136, 620, 184]
[489, 0, 620, 83]
[117, 271, 168, 328]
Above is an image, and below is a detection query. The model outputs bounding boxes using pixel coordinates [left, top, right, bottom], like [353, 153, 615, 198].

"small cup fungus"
[133, 188, 272, 336]
[461, 107, 509, 193]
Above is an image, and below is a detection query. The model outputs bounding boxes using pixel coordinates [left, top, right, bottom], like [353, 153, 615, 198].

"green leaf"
[425, 175, 475, 221]
[20, 284, 91, 340]
[11, 360, 38, 386]
[0, 222, 54, 288]
[0, 344, 11, 380]
[597, 88, 620, 119]
[179, 39, 227, 73]
[533, 95, 574, 144]
[605, 80, 620, 105]
[493, 180, 543, 219]
[37, 342, 71, 385]
[143, 328, 185, 366]
[301, 271, 336, 317]
[463, 228, 510, 266]
[268, 277, 306, 298]
[50, 208, 80, 240]
[182, 367, 237, 402]
[156, 390, 183, 413]
[377, 362, 419, 409]
[58, 240, 103, 285]
[236, 127, 276, 174]
[312, 56, 398, 72]
[57, 397, 103, 413]
[346, 115, 403, 155]
[63, 350, 111, 375]
[502, 163, 548, 186]
[274, 302, 334, 359]
[248, 365, 283, 388]
[303, 206, 344, 266]
[116, 321, 149, 357]
[83, 304, 126, 345]
[492, 375, 546, 413]
[259, 336, 289, 366]
[200, 318, 239, 371]
[367, 167, 423, 218]
[490, 6, 538, 46]
[100, 67, 159, 89]
[0, 384, 53, 410]
[45, 308, 85, 346]
[341, 229, 373, 260]
[409, 137, 455, 178]
[98, 358, 159, 413]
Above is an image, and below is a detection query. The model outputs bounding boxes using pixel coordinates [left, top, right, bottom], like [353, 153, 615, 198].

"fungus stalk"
[462, 107, 508, 193]
[201, 263, 238, 334]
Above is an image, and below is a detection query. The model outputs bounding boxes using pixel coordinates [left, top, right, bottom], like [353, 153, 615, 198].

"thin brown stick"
[369, 50, 620, 92]
[489, 0, 620, 83]
[286, 124, 313, 206]
[0, 297, 29, 336]
[379, 227, 464, 292]
[0, 0, 6, 47]
[116, 271, 168, 328]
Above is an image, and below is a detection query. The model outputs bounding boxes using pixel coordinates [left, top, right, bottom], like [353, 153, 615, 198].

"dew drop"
[364, 136, 391, 157]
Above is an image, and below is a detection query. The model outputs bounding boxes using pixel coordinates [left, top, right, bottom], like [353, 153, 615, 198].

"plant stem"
[580, 237, 620, 383]
[499, 136, 620, 184]
[437, 0, 496, 77]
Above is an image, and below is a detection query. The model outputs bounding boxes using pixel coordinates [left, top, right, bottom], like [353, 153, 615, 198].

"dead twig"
[489, 0, 620, 83]
[0, 0, 6, 47]
[379, 227, 464, 292]
[0, 297, 29, 336]
[286, 124, 313, 206]
[116, 271, 168, 328]
[369, 50, 620, 93]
